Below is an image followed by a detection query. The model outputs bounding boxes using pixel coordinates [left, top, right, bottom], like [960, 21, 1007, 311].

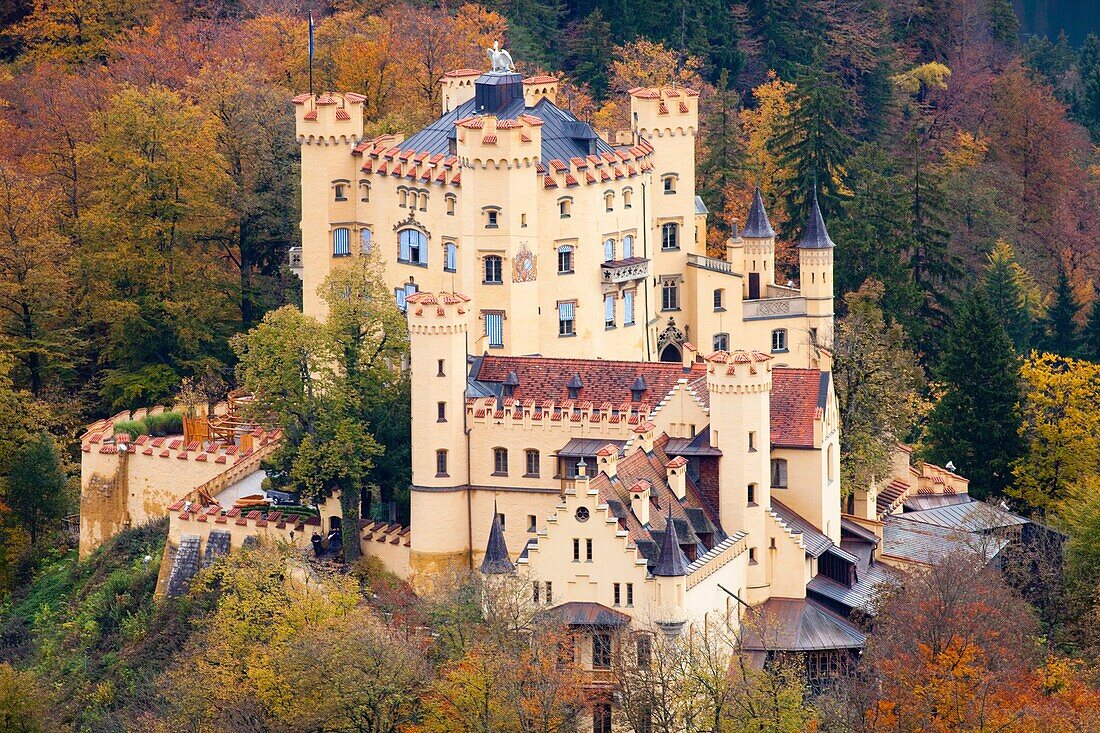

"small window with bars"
[332, 227, 351, 257]
[485, 311, 504, 348]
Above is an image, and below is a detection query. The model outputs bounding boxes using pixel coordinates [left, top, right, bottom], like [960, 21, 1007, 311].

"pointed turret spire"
[797, 188, 835, 249]
[741, 187, 776, 239]
[652, 507, 688, 577]
[480, 503, 514, 574]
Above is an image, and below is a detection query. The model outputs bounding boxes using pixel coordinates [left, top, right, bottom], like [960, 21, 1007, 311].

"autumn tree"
[11, 0, 156, 63]
[0, 664, 45, 733]
[1009, 353, 1100, 514]
[925, 291, 1021, 498]
[833, 281, 923, 491]
[1084, 285, 1100, 362]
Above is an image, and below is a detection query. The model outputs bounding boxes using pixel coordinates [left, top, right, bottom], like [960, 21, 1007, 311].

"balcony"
[686, 253, 739, 276]
[288, 247, 303, 279]
[601, 257, 649, 284]
[743, 296, 807, 320]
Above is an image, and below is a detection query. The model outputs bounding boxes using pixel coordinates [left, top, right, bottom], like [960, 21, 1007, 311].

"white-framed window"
[332, 227, 351, 256]
[604, 294, 615, 328]
[662, 222, 679, 250]
[771, 458, 788, 488]
[623, 234, 634, 259]
[399, 229, 427, 265]
[557, 245, 574, 273]
[558, 301, 576, 336]
[444, 242, 457, 272]
[661, 278, 679, 311]
[485, 311, 504, 348]
[484, 255, 503, 284]
[604, 238, 615, 262]
[713, 332, 729, 352]
[360, 228, 372, 255]
[394, 282, 418, 311]
[772, 328, 788, 352]
[623, 290, 635, 326]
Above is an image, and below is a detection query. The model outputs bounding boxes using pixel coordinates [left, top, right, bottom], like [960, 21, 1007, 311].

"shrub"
[111, 420, 145, 440]
[143, 412, 182, 437]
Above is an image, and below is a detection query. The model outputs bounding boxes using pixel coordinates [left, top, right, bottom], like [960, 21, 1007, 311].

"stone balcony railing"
[686, 253, 739, 276]
[600, 257, 650, 284]
[743, 296, 807, 320]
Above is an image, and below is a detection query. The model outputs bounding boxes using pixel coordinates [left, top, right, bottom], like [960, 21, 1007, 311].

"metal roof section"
[897, 502, 1027, 532]
[694, 195, 709, 215]
[664, 426, 722, 457]
[741, 187, 776, 238]
[797, 188, 835, 249]
[539, 601, 631, 627]
[903, 493, 972, 512]
[479, 507, 514, 574]
[557, 437, 626, 458]
[807, 562, 900, 615]
[742, 597, 867, 652]
[882, 516, 1010, 565]
[652, 506, 689, 576]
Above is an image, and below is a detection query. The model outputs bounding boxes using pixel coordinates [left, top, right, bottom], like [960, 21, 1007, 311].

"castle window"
[497, 512, 506, 530]
[662, 174, 677, 194]
[332, 228, 351, 257]
[604, 294, 615, 328]
[493, 447, 509, 476]
[485, 312, 504, 348]
[636, 633, 650, 665]
[399, 189, 408, 207]
[559, 198, 572, 218]
[359, 179, 370, 202]
[747, 483, 757, 505]
[592, 632, 611, 669]
[545, 581, 553, 603]
[485, 208, 500, 228]
[586, 538, 593, 561]
[557, 245, 574, 274]
[748, 431, 757, 452]
[437, 402, 446, 422]
[525, 449, 540, 477]
[661, 278, 679, 311]
[749, 547, 757, 564]
[613, 583, 621, 606]
[399, 229, 427, 265]
[360, 228, 373, 255]
[713, 333, 729, 352]
[624, 290, 635, 326]
[603, 238, 615, 262]
[418, 192, 427, 212]
[394, 282, 417, 312]
[623, 234, 634, 259]
[604, 191, 614, 212]
[771, 459, 788, 488]
[437, 359, 445, 376]
[408, 192, 418, 210]
[573, 538, 580, 562]
[771, 328, 788, 352]
[623, 188, 633, 209]
[626, 582, 634, 607]
[661, 222, 680, 250]
[521, 213, 527, 227]
[528, 514, 537, 532]
[484, 255, 503, 284]
[714, 288, 724, 310]
[533, 581, 540, 604]
[435, 449, 448, 477]
[558, 301, 576, 336]
[444, 242, 457, 272]
[594, 703, 612, 733]
[334, 182, 347, 201]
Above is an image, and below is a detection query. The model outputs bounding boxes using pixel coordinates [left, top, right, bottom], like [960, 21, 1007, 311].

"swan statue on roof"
[487, 41, 515, 73]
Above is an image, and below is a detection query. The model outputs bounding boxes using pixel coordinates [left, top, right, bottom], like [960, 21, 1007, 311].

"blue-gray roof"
[480, 510, 514, 574]
[400, 96, 616, 163]
[742, 187, 776, 238]
[798, 190, 835, 249]
[897, 502, 1027, 532]
[807, 562, 899, 614]
[882, 516, 1009, 565]
[694, 195, 709, 215]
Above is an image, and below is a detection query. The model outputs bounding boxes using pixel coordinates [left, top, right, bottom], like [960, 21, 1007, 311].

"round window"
[575, 506, 590, 522]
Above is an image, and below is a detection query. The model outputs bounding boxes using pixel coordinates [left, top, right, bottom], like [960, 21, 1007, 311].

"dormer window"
[630, 375, 647, 402]
[502, 370, 519, 397]
[567, 374, 583, 399]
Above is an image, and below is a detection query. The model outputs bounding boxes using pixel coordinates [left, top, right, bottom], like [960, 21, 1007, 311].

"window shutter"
[624, 291, 634, 324]
[558, 301, 575, 321]
[623, 235, 633, 259]
[333, 228, 350, 256]
[399, 231, 411, 261]
[485, 313, 504, 347]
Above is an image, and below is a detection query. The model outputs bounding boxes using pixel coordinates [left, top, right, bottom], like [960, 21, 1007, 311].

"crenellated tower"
[407, 291, 473, 580]
[705, 349, 773, 592]
[293, 92, 367, 319]
[440, 68, 481, 114]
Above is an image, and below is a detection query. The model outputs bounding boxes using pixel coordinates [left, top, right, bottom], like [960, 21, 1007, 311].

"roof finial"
[487, 41, 515, 73]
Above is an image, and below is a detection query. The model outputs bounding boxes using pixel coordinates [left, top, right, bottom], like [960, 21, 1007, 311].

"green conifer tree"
[1083, 285, 1100, 362]
[1078, 33, 1100, 142]
[4, 433, 68, 545]
[925, 292, 1022, 499]
[982, 241, 1035, 354]
[563, 10, 613, 100]
[1045, 266, 1080, 356]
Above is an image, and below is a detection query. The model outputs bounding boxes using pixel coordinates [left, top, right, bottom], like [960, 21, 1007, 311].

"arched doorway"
[659, 343, 681, 362]
[656, 317, 685, 364]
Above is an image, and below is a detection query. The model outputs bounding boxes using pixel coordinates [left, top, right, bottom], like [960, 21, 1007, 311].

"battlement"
[522, 74, 559, 106]
[406, 291, 471, 334]
[630, 87, 699, 137]
[538, 141, 654, 190]
[293, 92, 365, 145]
[456, 114, 543, 168]
[704, 350, 773, 393]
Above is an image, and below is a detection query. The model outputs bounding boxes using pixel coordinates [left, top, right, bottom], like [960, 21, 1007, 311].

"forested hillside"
[3, 0, 1100, 730]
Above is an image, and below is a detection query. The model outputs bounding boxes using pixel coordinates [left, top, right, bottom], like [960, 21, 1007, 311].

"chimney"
[630, 480, 651, 526]
[632, 421, 656, 453]
[682, 342, 699, 371]
[595, 443, 619, 478]
[666, 456, 687, 500]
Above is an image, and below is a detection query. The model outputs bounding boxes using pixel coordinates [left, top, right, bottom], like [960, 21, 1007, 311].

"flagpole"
[308, 11, 315, 99]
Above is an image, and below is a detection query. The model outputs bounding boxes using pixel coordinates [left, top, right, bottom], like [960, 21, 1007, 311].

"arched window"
[622, 235, 634, 259]
[661, 222, 679, 250]
[360, 228, 372, 255]
[713, 288, 724, 310]
[408, 192, 418, 210]
[662, 174, 677, 194]
[399, 189, 408, 208]
[559, 198, 572, 219]
[771, 459, 788, 488]
[493, 447, 509, 476]
[604, 191, 614, 212]
[399, 229, 427, 265]
[557, 245, 574, 274]
[445, 193, 456, 215]
[525, 449, 540, 477]
[333, 181, 347, 201]
[604, 238, 615, 262]
[358, 179, 370, 202]
[332, 227, 351, 257]
[444, 242, 457, 272]
[484, 255, 503, 284]
[623, 188, 633, 209]
[436, 449, 448, 476]
[771, 328, 788, 352]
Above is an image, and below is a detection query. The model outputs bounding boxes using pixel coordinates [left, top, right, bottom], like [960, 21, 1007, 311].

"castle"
[77, 47, 1034, 728]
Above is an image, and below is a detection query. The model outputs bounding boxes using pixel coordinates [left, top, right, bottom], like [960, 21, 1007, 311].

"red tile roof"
[474, 355, 698, 406]
[770, 368, 825, 449]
